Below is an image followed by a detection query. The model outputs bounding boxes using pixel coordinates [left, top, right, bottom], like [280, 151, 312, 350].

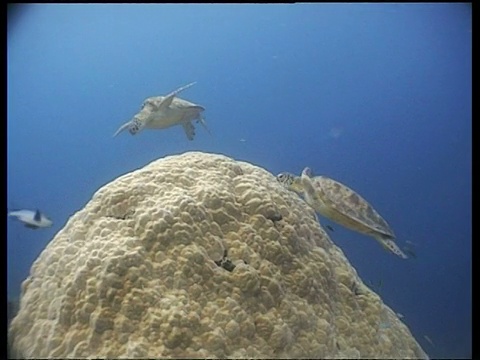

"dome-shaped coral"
[8, 152, 428, 359]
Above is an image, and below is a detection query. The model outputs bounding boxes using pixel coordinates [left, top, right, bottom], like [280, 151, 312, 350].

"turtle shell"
[306, 175, 395, 239]
[139, 96, 204, 129]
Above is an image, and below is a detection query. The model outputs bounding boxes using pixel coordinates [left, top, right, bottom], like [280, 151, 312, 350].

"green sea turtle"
[277, 167, 408, 259]
[113, 82, 209, 140]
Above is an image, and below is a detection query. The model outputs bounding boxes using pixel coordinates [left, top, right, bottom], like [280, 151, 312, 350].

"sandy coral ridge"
[8, 151, 428, 359]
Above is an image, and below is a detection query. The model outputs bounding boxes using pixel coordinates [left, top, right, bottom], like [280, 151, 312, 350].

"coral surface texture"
[9, 151, 428, 359]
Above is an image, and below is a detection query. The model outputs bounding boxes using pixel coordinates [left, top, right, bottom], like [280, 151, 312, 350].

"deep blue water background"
[7, 4, 471, 358]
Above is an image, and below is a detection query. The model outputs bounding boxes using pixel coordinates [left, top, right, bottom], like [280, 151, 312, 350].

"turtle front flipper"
[113, 117, 145, 137]
[302, 167, 314, 178]
[159, 82, 197, 110]
[182, 121, 195, 140]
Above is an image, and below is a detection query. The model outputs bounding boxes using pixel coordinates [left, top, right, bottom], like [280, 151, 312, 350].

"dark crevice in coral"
[214, 249, 248, 272]
[266, 212, 283, 223]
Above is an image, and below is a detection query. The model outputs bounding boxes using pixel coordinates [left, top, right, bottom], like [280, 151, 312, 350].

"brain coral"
[8, 151, 428, 359]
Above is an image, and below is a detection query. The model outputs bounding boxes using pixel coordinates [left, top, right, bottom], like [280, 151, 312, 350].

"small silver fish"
[424, 335, 435, 347]
[8, 209, 53, 229]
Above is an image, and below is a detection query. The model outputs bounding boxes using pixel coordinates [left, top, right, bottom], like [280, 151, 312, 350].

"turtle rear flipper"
[182, 121, 195, 140]
[377, 237, 408, 259]
[197, 116, 212, 136]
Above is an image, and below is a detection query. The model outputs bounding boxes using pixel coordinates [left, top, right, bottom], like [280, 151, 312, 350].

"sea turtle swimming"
[277, 167, 408, 259]
[113, 82, 209, 140]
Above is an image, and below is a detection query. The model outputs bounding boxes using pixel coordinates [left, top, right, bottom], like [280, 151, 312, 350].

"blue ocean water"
[7, 4, 471, 358]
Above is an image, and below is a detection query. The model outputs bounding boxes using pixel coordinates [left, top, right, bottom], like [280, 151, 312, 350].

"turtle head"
[113, 116, 146, 137]
[127, 116, 145, 135]
[276, 172, 304, 193]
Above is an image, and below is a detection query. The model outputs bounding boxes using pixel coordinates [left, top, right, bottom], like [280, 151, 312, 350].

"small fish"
[424, 335, 435, 347]
[328, 126, 344, 139]
[239, 138, 246, 142]
[325, 224, 335, 232]
[8, 209, 53, 229]
[396, 312, 405, 319]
